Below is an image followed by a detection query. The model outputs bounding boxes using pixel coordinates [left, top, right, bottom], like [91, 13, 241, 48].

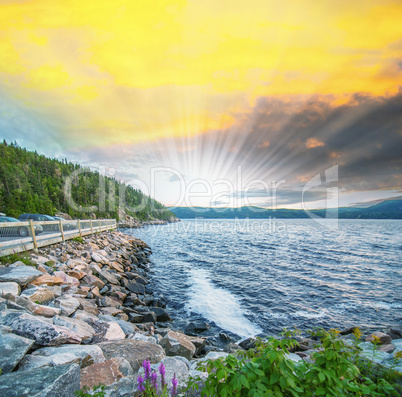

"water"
[123, 219, 402, 339]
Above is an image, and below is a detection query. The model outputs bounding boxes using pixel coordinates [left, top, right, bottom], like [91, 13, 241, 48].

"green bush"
[186, 328, 401, 397]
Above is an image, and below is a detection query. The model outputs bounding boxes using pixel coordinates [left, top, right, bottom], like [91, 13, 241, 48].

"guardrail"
[0, 219, 117, 257]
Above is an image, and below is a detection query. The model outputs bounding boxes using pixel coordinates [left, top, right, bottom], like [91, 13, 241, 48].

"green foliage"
[186, 328, 401, 397]
[0, 251, 35, 267]
[72, 237, 84, 244]
[74, 384, 106, 397]
[0, 141, 175, 221]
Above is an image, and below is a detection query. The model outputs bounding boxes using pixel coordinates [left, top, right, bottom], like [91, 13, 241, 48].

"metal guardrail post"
[90, 220, 93, 234]
[29, 220, 38, 251]
[78, 220, 82, 237]
[59, 219, 65, 242]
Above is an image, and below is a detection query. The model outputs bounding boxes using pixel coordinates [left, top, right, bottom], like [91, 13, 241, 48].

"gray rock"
[130, 332, 157, 344]
[365, 331, 392, 345]
[72, 310, 99, 324]
[53, 295, 80, 316]
[0, 265, 42, 286]
[126, 281, 145, 295]
[0, 363, 80, 397]
[19, 344, 105, 371]
[142, 311, 157, 323]
[97, 339, 165, 372]
[91, 320, 126, 342]
[0, 325, 35, 373]
[160, 330, 196, 360]
[53, 315, 95, 342]
[185, 320, 210, 335]
[0, 282, 20, 297]
[103, 376, 136, 397]
[98, 315, 138, 336]
[21, 286, 55, 304]
[98, 271, 120, 286]
[2, 312, 82, 346]
[149, 307, 171, 322]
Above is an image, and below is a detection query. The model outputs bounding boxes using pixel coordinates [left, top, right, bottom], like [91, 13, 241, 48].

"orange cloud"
[305, 138, 325, 149]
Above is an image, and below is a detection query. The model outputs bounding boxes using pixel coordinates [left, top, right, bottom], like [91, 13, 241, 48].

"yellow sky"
[1, 0, 401, 147]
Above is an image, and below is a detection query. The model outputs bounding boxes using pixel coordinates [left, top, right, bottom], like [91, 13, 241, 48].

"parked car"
[52, 216, 76, 230]
[18, 214, 58, 232]
[0, 216, 43, 237]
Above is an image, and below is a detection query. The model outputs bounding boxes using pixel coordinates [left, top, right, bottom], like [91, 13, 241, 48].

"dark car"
[0, 216, 43, 237]
[52, 216, 76, 230]
[18, 214, 58, 232]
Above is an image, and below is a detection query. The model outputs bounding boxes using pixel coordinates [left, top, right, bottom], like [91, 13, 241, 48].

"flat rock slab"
[0, 282, 20, 297]
[2, 312, 82, 346]
[53, 295, 80, 316]
[80, 357, 133, 389]
[19, 344, 105, 371]
[0, 266, 42, 286]
[97, 339, 165, 372]
[0, 363, 80, 397]
[0, 325, 35, 373]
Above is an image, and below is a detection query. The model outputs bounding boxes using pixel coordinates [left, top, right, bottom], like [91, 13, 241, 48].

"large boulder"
[185, 320, 210, 335]
[80, 358, 133, 389]
[31, 274, 64, 286]
[19, 344, 105, 371]
[97, 339, 165, 372]
[21, 286, 55, 304]
[2, 312, 82, 346]
[149, 307, 172, 322]
[0, 363, 80, 397]
[125, 281, 145, 295]
[14, 296, 61, 318]
[0, 265, 42, 286]
[365, 331, 392, 345]
[98, 315, 139, 336]
[91, 320, 126, 342]
[98, 270, 120, 286]
[53, 315, 95, 343]
[0, 325, 35, 373]
[53, 271, 80, 287]
[160, 330, 196, 360]
[0, 282, 20, 297]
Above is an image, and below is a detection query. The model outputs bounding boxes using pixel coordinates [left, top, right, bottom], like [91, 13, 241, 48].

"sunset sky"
[1, 0, 401, 209]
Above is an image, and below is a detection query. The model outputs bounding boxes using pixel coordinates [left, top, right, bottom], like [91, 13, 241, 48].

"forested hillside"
[0, 141, 175, 221]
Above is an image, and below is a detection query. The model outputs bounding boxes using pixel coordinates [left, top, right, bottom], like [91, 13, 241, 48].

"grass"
[0, 251, 36, 267]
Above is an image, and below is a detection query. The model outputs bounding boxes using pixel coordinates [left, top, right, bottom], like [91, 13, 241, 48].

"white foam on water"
[293, 309, 328, 319]
[185, 268, 262, 338]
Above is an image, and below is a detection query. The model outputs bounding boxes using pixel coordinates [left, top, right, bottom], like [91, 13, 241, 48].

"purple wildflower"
[171, 373, 178, 396]
[158, 362, 166, 388]
[137, 375, 145, 392]
[151, 372, 158, 391]
[143, 359, 152, 380]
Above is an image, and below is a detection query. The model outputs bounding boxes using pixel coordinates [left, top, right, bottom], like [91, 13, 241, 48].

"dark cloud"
[225, 92, 402, 191]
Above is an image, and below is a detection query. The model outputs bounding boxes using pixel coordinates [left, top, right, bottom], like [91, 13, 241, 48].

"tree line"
[0, 141, 175, 221]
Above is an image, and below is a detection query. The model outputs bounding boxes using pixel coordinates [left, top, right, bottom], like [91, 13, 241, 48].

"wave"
[185, 268, 262, 338]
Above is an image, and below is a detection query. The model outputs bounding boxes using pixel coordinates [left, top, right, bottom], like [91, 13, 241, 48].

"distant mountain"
[169, 199, 402, 220]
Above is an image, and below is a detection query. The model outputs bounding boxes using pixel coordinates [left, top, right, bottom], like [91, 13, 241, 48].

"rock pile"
[0, 231, 204, 396]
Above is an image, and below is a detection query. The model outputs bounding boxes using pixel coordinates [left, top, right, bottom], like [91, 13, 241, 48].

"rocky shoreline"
[0, 230, 401, 396]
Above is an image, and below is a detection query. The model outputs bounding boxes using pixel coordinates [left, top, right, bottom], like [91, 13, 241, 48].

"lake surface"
[124, 219, 402, 339]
